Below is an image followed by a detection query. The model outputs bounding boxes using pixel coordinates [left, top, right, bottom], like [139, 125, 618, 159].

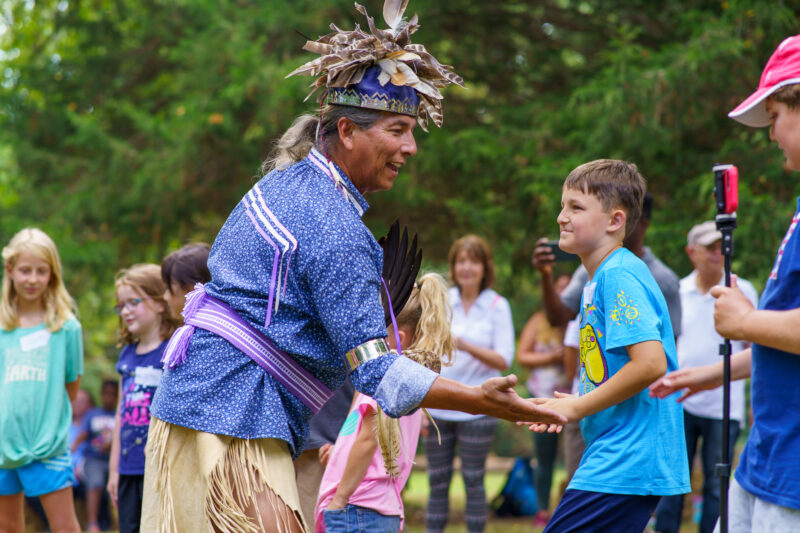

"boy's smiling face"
[767, 98, 800, 170]
[557, 185, 617, 256]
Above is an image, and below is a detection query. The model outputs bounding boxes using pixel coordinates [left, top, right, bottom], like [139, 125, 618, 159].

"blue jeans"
[654, 412, 741, 533]
[323, 504, 401, 533]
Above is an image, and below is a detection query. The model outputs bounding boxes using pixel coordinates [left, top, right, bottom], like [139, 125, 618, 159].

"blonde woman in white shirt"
[424, 235, 515, 533]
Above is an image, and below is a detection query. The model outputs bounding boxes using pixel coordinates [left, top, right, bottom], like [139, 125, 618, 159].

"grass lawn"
[402, 467, 550, 533]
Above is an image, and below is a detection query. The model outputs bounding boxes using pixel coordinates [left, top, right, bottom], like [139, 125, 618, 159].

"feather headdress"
[286, 0, 464, 131]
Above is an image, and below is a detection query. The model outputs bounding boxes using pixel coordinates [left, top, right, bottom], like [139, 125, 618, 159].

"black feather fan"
[378, 220, 422, 327]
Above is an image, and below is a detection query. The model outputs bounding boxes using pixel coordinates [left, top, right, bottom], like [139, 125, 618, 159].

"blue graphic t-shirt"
[81, 407, 115, 461]
[115, 341, 165, 475]
[735, 197, 800, 510]
[570, 248, 689, 496]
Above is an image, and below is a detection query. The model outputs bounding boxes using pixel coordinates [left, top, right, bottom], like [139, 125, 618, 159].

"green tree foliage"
[1, 0, 798, 385]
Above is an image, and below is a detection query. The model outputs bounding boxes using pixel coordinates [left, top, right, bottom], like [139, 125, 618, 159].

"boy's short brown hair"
[770, 84, 800, 110]
[564, 159, 646, 238]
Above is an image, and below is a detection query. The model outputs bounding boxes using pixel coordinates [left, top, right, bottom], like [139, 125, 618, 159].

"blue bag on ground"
[490, 457, 538, 517]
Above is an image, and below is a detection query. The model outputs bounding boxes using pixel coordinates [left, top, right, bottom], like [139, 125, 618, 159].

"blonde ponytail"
[396, 272, 455, 372]
[377, 272, 454, 477]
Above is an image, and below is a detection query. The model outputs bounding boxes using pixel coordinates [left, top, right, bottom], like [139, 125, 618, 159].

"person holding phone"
[542, 242, 579, 263]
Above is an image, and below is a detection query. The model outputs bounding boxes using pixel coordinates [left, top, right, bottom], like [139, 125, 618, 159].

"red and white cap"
[729, 35, 800, 127]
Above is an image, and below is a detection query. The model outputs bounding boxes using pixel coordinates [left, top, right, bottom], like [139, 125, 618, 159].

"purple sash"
[162, 285, 333, 414]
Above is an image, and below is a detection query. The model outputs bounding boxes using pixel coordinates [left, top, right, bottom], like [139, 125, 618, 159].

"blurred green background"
[1, 0, 798, 397]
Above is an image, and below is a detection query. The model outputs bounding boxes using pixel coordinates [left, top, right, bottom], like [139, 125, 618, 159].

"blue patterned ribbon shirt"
[150, 149, 438, 456]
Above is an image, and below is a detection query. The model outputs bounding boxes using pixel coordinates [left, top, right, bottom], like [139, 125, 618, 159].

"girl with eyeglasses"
[0, 228, 83, 533]
[107, 264, 179, 533]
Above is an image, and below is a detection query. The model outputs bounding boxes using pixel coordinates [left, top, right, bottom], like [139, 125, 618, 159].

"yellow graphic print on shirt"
[609, 290, 640, 326]
[580, 323, 608, 386]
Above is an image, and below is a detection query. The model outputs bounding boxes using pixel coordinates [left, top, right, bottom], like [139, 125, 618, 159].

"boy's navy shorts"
[544, 489, 660, 532]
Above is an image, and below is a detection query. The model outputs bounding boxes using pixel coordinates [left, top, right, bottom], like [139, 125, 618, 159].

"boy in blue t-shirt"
[529, 159, 690, 532]
[651, 35, 800, 531]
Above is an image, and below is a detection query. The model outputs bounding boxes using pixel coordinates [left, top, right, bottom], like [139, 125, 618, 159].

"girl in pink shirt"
[315, 273, 455, 533]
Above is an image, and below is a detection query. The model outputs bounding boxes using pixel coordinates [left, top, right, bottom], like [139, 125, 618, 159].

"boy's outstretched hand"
[522, 391, 581, 433]
[478, 375, 568, 425]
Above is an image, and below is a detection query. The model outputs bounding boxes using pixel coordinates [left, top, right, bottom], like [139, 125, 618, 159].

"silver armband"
[345, 338, 391, 371]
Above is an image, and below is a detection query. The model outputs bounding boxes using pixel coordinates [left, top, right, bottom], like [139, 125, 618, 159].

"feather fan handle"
[375, 405, 402, 478]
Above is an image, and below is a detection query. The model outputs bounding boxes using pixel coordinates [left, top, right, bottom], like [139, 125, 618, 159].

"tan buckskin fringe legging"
[141, 417, 307, 533]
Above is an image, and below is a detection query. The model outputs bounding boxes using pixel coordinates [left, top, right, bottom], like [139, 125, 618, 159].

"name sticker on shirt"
[19, 329, 51, 352]
[134, 366, 163, 388]
[583, 282, 597, 308]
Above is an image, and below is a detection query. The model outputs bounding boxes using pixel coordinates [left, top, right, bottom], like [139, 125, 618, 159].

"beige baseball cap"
[687, 221, 722, 247]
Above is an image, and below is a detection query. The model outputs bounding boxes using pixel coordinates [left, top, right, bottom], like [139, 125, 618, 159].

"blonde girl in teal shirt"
[0, 228, 83, 533]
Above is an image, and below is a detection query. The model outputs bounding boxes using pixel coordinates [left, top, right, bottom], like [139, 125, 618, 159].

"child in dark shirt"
[73, 380, 118, 533]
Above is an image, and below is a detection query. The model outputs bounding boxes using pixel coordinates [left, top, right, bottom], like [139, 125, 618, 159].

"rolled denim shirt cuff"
[373, 356, 438, 417]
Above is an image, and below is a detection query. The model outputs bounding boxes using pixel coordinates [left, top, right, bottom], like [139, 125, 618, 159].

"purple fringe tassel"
[161, 284, 206, 369]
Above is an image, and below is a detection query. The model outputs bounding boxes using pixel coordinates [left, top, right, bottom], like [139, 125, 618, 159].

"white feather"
[383, 0, 409, 31]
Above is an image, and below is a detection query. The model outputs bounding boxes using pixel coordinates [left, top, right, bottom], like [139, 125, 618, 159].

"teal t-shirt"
[570, 249, 689, 496]
[0, 317, 83, 468]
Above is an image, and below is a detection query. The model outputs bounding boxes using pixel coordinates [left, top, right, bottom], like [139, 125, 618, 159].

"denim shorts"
[0, 450, 74, 497]
[323, 504, 401, 533]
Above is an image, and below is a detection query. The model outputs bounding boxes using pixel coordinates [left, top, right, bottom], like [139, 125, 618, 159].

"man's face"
[687, 239, 723, 278]
[767, 98, 800, 170]
[346, 113, 418, 194]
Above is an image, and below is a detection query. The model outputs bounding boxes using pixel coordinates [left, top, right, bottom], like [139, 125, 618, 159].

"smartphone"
[544, 241, 578, 262]
[713, 164, 738, 214]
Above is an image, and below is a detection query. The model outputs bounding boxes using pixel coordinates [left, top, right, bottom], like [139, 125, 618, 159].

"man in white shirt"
[654, 221, 759, 533]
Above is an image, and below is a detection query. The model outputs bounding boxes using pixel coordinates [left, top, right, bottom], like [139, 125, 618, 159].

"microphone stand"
[715, 210, 736, 533]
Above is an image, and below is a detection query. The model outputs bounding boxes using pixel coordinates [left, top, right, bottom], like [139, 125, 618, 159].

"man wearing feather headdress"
[140, 2, 565, 532]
